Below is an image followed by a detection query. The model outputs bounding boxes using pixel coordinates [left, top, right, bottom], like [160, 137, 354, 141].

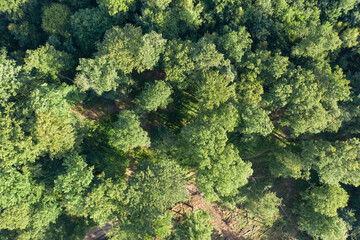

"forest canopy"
[1, 0, 360, 239]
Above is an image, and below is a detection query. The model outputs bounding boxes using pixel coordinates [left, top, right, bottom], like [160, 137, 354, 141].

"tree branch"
[242, 149, 272, 160]
[57, 73, 75, 82]
[183, 170, 199, 179]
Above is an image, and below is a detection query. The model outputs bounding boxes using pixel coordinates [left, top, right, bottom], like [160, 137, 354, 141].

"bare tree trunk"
[242, 149, 272, 160]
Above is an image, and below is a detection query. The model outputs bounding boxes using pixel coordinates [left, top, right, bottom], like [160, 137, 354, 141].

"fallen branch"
[243, 226, 256, 236]
[259, 228, 272, 238]
[183, 170, 199, 179]
[57, 73, 75, 82]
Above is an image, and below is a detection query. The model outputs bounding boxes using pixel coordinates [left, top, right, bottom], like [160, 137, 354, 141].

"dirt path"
[185, 183, 243, 240]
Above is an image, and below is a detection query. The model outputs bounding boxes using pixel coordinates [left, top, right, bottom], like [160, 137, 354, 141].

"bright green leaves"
[174, 210, 214, 240]
[75, 57, 121, 95]
[137, 80, 172, 112]
[175, 0, 204, 32]
[97, 24, 144, 74]
[0, 0, 30, 15]
[216, 26, 252, 66]
[297, 208, 349, 240]
[237, 182, 282, 227]
[142, 0, 172, 10]
[0, 168, 42, 215]
[152, 211, 174, 239]
[246, 191, 282, 226]
[312, 62, 350, 103]
[97, 0, 136, 16]
[0, 106, 37, 168]
[139, 31, 167, 71]
[82, 178, 126, 226]
[139, 0, 177, 38]
[1, 0, 359, 238]
[71, 7, 112, 53]
[109, 110, 150, 152]
[297, 184, 350, 240]
[26, 84, 80, 159]
[97, 24, 166, 74]
[340, 27, 359, 48]
[0, 50, 24, 106]
[281, 67, 326, 134]
[192, 37, 227, 71]
[24, 44, 74, 80]
[0, 168, 44, 230]
[303, 184, 349, 217]
[34, 111, 78, 159]
[163, 39, 195, 84]
[237, 49, 351, 136]
[238, 106, 274, 136]
[54, 154, 94, 217]
[54, 154, 93, 195]
[236, 50, 289, 135]
[197, 144, 253, 202]
[272, 138, 360, 185]
[279, 2, 320, 43]
[163, 37, 229, 90]
[127, 160, 188, 211]
[117, 160, 189, 239]
[139, 0, 203, 38]
[26, 83, 80, 116]
[281, 63, 349, 135]
[195, 102, 239, 132]
[140, 7, 179, 39]
[302, 139, 360, 186]
[291, 22, 342, 59]
[194, 70, 235, 110]
[179, 121, 252, 201]
[269, 149, 307, 179]
[41, 3, 72, 37]
[180, 122, 227, 167]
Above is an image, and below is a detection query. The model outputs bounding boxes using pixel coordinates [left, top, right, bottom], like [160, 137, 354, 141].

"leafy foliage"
[41, 3, 72, 37]
[24, 44, 74, 80]
[302, 139, 360, 186]
[109, 110, 150, 152]
[34, 111, 78, 158]
[2, 0, 360, 239]
[197, 144, 253, 201]
[75, 57, 122, 95]
[114, 159, 189, 239]
[0, 50, 24, 107]
[137, 80, 172, 112]
[174, 210, 214, 240]
[97, 24, 166, 74]
[302, 184, 349, 217]
[71, 7, 112, 53]
[97, 0, 136, 16]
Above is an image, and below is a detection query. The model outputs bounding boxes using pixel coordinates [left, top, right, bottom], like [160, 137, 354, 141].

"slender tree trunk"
[242, 149, 272, 160]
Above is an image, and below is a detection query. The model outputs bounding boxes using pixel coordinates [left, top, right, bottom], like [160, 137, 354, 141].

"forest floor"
[84, 222, 113, 240]
[175, 182, 244, 240]
[84, 180, 276, 240]
[71, 97, 132, 121]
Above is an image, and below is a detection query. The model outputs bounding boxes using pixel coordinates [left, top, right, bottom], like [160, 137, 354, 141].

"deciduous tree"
[109, 110, 150, 152]
[41, 3, 72, 37]
[137, 80, 172, 112]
